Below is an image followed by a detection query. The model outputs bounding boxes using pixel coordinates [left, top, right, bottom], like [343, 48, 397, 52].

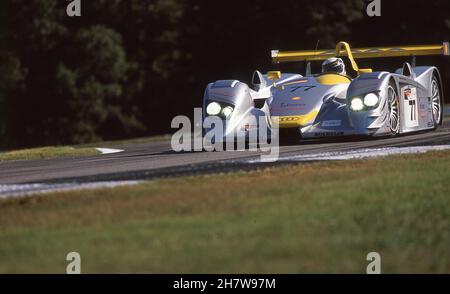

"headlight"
[350, 97, 364, 111]
[221, 106, 234, 118]
[206, 102, 221, 116]
[363, 93, 379, 107]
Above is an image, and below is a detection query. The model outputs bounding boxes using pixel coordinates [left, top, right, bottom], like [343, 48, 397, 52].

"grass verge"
[0, 151, 450, 273]
[0, 146, 99, 162]
[0, 134, 171, 162]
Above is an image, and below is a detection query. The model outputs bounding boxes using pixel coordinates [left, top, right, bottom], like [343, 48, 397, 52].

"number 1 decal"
[409, 100, 416, 121]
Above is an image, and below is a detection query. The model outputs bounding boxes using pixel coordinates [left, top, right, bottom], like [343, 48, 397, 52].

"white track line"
[250, 145, 450, 163]
[0, 180, 141, 199]
[96, 148, 124, 154]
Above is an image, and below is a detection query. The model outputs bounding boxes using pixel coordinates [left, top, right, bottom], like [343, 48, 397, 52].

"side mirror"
[252, 70, 267, 91]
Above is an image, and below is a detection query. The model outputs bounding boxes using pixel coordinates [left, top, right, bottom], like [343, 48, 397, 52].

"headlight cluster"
[206, 101, 235, 119]
[349, 93, 380, 111]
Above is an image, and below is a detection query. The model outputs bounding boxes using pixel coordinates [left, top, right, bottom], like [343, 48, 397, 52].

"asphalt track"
[1, 117, 449, 188]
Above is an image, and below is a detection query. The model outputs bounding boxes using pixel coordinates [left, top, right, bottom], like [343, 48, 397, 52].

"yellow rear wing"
[271, 41, 449, 75]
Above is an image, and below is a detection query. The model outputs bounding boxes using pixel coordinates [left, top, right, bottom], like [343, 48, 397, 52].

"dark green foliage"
[0, 0, 449, 148]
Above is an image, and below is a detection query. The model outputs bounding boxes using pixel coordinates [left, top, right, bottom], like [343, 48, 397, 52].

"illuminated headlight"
[350, 97, 364, 111]
[206, 102, 221, 116]
[221, 106, 234, 118]
[363, 93, 379, 107]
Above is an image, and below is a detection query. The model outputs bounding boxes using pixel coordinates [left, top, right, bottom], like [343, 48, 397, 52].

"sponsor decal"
[209, 91, 234, 97]
[419, 103, 427, 118]
[403, 88, 412, 99]
[279, 117, 299, 122]
[321, 120, 342, 127]
[280, 102, 305, 108]
[314, 132, 344, 137]
[270, 103, 306, 112]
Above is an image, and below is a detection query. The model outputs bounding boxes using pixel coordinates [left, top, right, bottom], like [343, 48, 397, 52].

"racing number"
[409, 100, 416, 121]
[290, 85, 316, 93]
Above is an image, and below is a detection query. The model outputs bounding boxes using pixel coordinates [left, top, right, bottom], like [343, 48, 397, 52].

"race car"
[202, 41, 448, 144]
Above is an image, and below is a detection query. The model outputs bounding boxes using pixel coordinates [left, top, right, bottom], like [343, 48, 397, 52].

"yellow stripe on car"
[272, 110, 319, 128]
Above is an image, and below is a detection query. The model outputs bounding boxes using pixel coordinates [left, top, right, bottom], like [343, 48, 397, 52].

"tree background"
[0, 0, 449, 148]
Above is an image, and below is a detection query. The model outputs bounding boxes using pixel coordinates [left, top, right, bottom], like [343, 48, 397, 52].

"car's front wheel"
[387, 83, 400, 136]
[431, 74, 443, 128]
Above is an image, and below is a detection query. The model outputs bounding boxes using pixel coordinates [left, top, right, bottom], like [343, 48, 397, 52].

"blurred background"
[0, 0, 449, 149]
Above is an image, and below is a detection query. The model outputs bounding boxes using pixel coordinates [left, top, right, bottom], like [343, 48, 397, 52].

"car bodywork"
[202, 42, 448, 143]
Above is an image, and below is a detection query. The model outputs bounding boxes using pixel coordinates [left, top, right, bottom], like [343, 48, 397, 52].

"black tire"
[387, 81, 400, 137]
[431, 73, 443, 129]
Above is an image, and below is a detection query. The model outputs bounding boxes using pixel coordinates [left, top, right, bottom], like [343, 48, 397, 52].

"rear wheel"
[387, 83, 400, 136]
[431, 75, 443, 128]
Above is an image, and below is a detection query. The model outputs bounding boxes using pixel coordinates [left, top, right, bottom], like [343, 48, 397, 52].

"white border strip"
[96, 148, 124, 154]
[250, 145, 450, 163]
[0, 180, 141, 199]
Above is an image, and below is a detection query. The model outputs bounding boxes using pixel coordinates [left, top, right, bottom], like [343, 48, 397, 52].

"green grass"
[0, 146, 99, 162]
[0, 134, 171, 162]
[1, 151, 450, 273]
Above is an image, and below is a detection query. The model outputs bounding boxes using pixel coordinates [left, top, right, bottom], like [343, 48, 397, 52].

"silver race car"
[202, 42, 448, 144]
